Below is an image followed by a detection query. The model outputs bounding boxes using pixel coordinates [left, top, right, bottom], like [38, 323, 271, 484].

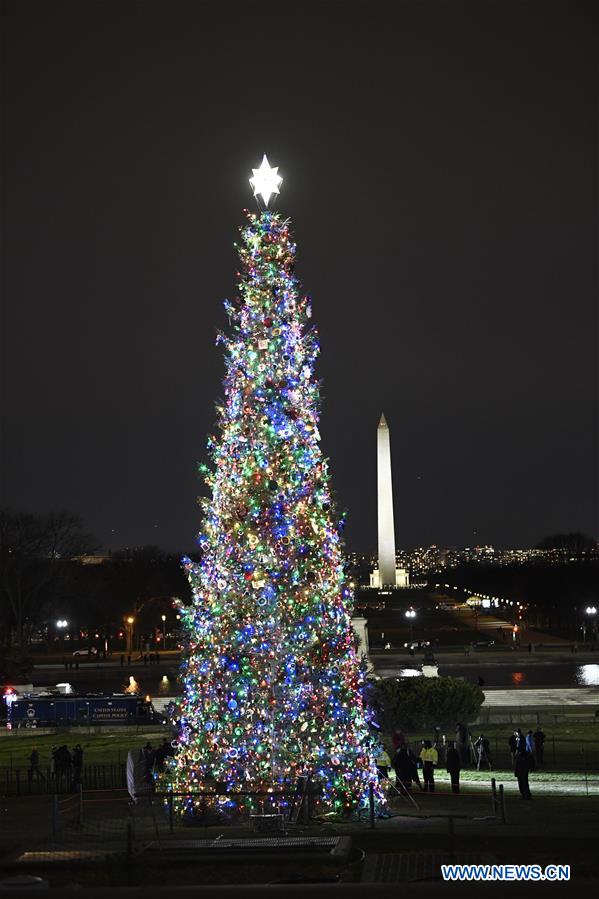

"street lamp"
[161, 614, 167, 649]
[405, 607, 416, 644]
[582, 606, 597, 643]
[56, 619, 68, 654]
[125, 616, 135, 655]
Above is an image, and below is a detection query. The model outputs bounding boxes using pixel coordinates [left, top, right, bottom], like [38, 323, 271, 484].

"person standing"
[525, 730, 534, 754]
[392, 729, 406, 751]
[515, 749, 533, 799]
[420, 740, 438, 793]
[513, 728, 524, 756]
[72, 744, 83, 786]
[28, 747, 45, 781]
[445, 740, 461, 793]
[375, 747, 391, 781]
[393, 745, 421, 794]
[154, 738, 174, 772]
[533, 728, 546, 765]
[140, 742, 155, 782]
[56, 745, 72, 784]
[508, 732, 518, 767]
[456, 723, 470, 767]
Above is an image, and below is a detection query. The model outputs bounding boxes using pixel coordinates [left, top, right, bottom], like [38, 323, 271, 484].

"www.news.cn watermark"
[441, 864, 570, 882]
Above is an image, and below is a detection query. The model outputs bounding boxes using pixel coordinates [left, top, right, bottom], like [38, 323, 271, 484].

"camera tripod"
[379, 771, 420, 810]
[470, 735, 492, 771]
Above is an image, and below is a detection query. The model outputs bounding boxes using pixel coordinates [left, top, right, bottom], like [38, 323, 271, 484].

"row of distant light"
[436, 585, 520, 607]
[52, 614, 178, 633]
[438, 585, 598, 615]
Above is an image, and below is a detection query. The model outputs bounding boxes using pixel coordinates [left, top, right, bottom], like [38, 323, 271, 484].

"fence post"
[498, 784, 507, 824]
[369, 782, 375, 829]
[52, 794, 60, 839]
[15, 769, 20, 796]
[490, 777, 497, 816]
[168, 792, 174, 834]
[78, 783, 84, 826]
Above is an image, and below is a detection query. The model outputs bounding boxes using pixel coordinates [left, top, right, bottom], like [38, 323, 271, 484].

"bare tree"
[0, 509, 97, 649]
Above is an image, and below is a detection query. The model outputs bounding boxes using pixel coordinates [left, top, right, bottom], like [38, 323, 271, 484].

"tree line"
[0, 509, 191, 675]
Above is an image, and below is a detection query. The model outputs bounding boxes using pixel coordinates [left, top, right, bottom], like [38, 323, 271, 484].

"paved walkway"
[482, 687, 599, 707]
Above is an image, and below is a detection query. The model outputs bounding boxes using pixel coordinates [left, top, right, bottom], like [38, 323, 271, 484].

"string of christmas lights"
[160, 208, 379, 817]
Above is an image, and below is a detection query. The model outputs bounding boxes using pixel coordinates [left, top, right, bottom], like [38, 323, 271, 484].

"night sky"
[1, 0, 597, 553]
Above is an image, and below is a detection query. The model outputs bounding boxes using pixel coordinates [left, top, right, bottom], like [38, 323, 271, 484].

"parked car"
[72, 647, 98, 657]
[472, 639, 495, 649]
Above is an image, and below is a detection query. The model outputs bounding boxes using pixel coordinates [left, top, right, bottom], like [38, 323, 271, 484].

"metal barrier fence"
[5, 772, 596, 873]
[1, 740, 597, 798]
[48, 781, 504, 848]
[0, 763, 127, 795]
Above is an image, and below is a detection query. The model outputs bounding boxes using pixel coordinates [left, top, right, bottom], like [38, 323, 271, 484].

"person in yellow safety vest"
[420, 740, 438, 792]
[375, 747, 392, 781]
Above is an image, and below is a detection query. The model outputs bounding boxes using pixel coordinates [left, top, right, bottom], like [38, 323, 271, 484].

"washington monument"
[370, 413, 409, 589]
[377, 413, 396, 586]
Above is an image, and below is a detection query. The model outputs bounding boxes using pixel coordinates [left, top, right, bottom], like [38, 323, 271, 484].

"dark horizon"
[1, 0, 597, 554]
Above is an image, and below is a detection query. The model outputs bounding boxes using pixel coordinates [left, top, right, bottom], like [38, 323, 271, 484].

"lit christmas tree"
[162, 157, 378, 816]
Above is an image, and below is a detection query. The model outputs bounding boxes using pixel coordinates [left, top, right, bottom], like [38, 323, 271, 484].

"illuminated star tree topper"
[249, 154, 283, 206]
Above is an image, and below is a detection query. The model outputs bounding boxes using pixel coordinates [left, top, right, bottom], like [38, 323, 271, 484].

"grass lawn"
[1, 722, 597, 775]
[398, 722, 599, 771]
[0, 728, 169, 768]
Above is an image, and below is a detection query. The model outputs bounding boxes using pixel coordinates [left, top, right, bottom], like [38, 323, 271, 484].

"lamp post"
[161, 614, 167, 649]
[583, 606, 597, 644]
[405, 607, 416, 644]
[125, 617, 135, 655]
[56, 619, 68, 654]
